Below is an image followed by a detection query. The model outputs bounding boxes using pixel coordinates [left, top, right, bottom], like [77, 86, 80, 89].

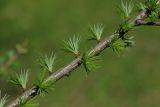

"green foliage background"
[0, 0, 160, 107]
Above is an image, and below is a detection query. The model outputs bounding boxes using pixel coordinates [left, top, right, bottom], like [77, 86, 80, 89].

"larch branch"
[7, 1, 160, 107]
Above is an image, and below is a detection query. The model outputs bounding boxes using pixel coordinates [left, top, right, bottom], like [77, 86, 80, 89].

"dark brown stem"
[136, 20, 160, 26]
[7, 1, 160, 107]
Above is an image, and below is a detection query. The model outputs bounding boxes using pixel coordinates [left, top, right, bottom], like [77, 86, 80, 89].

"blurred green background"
[0, 0, 160, 107]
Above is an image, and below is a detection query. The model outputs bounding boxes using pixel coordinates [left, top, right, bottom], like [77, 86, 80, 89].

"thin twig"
[0, 41, 27, 70]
